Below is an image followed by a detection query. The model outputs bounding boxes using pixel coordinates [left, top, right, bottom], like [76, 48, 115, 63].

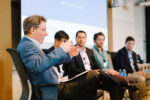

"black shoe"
[128, 78, 138, 84]
[126, 84, 138, 91]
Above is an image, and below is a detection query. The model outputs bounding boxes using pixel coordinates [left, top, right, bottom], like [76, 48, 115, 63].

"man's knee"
[88, 70, 99, 79]
[84, 70, 99, 86]
[138, 76, 145, 83]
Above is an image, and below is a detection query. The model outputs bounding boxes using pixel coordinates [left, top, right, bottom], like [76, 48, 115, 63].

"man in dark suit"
[63, 30, 124, 100]
[43, 30, 105, 100]
[114, 37, 140, 73]
[115, 36, 150, 99]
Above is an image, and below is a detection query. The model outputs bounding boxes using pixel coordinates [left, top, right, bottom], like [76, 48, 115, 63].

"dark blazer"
[63, 47, 101, 78]
[43, 47, 54, 54]
[115, 47, 140, 73]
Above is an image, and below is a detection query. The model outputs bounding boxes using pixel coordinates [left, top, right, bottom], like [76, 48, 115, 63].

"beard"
[96, 44, 103, 48]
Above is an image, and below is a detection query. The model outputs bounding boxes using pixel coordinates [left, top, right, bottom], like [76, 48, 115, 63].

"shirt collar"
[125, 46, 133, 54]
[78, 47, 86, 52]
[25, 36, 41, 48]
[93, 45, 103, 53]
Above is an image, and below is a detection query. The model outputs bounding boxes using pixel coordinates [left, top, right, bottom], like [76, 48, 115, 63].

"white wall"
[112, 0, 146, 62]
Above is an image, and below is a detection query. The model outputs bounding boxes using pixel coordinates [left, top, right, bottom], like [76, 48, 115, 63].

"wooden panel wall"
[0, 0, 12, 100]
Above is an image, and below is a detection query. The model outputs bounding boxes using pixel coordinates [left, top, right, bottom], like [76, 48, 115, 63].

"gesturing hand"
[69, 46, 79, 57]
[60, 41, 73, 53]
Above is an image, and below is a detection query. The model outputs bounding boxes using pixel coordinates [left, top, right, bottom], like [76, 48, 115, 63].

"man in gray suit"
[17, 15, 100, 100]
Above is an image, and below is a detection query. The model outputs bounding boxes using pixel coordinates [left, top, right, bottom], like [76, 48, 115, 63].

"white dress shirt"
[79, 48, 92, 71]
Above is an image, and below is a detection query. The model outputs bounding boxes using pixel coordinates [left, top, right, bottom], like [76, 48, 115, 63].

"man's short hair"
[93, 32, 105, 40]
[76, 30, 87, 38]
[54, 30, 69, 41]
[23, 15, 46, 34]
[125, 36, 135, 43]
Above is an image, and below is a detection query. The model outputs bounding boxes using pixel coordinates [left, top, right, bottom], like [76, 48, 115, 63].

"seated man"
[17, 15, 99, 100]
[115, 36, 150, 99]
[63, 30, 125, 100]
[92, 32, 138, 100]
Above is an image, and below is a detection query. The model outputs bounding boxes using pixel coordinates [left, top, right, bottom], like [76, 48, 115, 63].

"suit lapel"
[132, 52, 136, 64]
[86, 48, 93, 67]
[123, 47, 133, 69]
[123, 47, 129, 61]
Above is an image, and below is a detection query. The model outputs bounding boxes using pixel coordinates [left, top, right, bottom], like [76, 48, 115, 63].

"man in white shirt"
[63, 30, 124, 100]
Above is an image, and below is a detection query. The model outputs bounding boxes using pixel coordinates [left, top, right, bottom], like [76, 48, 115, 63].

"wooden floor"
[13, 71, 150, 100]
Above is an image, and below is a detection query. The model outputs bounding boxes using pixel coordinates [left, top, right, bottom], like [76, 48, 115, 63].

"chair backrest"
[6, 48, 32, 100]
[107, 53, 114, 68]
[107, 51, 117, 69]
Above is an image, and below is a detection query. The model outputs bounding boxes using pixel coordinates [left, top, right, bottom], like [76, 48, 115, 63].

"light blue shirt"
[25, 36, 41, 48]
[126, 47, 135, 71]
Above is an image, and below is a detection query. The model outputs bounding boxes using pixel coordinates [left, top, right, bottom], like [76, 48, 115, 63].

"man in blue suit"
[17, 15, 100, 100]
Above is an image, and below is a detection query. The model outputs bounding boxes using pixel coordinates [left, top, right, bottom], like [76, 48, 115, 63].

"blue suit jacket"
[17, 37, 71, 99]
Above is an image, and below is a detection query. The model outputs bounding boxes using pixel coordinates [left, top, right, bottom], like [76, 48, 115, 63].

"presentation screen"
[21, 0, 108, 49]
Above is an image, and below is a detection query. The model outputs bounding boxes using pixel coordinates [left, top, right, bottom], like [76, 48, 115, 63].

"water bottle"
[119, 69, 123, 76]
[122, 69, 127, 77]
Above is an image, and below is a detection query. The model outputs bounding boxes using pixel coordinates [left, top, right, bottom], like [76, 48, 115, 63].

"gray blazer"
[17, 37, 71, 100]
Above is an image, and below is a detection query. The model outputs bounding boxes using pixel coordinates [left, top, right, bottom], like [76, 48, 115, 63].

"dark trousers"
[58, 70, 99, 100]
[129, 91, 139, 100]
[99, 83, 124, 100]
[40, 70, 122, 100]
[97, 71, 124, 100]
[58, 70, 123, 100]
